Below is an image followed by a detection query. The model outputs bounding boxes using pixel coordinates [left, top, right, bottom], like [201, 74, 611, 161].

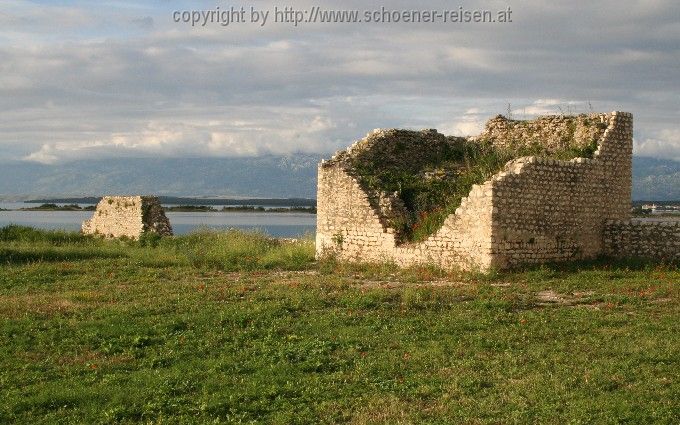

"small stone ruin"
[82, 196, 173, 239]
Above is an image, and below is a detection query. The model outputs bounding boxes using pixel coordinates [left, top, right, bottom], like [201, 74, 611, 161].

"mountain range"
[631, 156, 680, 201]
[0, 155, 320, 199]
[0, 155, 678, 201]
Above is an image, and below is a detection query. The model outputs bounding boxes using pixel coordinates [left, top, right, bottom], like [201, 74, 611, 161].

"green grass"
[0, 225, 315, 272]
[0, 226, 678, 423]
[347, 129, 601, 243]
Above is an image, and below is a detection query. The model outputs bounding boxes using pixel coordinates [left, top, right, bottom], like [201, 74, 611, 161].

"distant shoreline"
[18, 204, 96, 212]
[4, 203, 317, 214]
[165, 205, 316, 214]
[22, 196, 317, 207]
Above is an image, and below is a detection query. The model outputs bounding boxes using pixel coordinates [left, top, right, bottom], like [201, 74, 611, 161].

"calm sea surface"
[0, 203, 316, 238]
[2, 202, 676, 238]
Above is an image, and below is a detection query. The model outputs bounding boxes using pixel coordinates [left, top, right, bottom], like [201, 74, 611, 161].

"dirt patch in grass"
[0, 290, 119, 318]
[0, 294, 85, 318]
[351, 279, 470, 290]
[535, 289, 599, 308]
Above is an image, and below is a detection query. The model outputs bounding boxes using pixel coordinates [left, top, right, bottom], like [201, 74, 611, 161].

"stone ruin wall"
[82, 196, 172, 239]
[316, 112, 660, 270]
[316, 163, 495, 269]
[604, 220, 680, 262]
[489, 112, 632, 267]
[478, 113, 610, 152]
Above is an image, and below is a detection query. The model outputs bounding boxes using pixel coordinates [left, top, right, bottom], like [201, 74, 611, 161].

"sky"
[1, 0, 679, 164]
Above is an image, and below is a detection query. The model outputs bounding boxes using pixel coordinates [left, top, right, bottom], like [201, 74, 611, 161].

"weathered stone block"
[82, 195, 172, 240]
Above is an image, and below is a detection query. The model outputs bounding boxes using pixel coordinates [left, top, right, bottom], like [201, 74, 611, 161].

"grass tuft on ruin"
[333, 114, 607, 243]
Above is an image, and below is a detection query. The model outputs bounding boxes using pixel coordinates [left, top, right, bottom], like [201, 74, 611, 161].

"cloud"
[131, 16, 154, 30]
[437, 108, 485, 136]
[0, 0, 679, 163]
[510, 99, 593, 117]
[635, 129, 680, 161]
[20, 111, 340, 163]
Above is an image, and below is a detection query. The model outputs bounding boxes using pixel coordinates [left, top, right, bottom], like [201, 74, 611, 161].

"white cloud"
[635, 129, 680, 161]
[437, 108, 485, 137]
[20, 111, 341, 163]
[443, 47, 497, 70]
[512, 99, 592, 117]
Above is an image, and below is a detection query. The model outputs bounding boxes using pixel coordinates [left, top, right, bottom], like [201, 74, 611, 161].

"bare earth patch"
[0, 294, 84, 318]
[535, 290, 597, 308]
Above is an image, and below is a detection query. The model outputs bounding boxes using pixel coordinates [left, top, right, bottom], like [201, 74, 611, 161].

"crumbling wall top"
[475, 113, 610, 153]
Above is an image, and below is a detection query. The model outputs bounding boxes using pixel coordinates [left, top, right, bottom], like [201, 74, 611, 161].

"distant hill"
[632, 156, 680, 201]
[0, 155, 321, 198]
[0, 155, 677, 201]
[25, 197, 316, 207]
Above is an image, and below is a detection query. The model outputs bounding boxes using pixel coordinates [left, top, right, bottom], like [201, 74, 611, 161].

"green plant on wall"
[344, 116, 605, 243]
[331, 232, 344, 247]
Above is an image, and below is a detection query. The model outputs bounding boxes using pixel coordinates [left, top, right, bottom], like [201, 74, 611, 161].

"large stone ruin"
[315, 112, 672, 270]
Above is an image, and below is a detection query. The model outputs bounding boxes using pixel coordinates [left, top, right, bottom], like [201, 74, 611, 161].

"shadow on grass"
[317, 255, 679, 284]
[0, 248, 126, 265]
[505, 256, 679, 279]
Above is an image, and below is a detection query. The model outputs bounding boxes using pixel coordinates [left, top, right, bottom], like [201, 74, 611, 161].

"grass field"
[0, 226, 678, 424]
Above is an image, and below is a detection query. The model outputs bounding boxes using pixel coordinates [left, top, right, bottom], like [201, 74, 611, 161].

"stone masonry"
[476, 114, 609, 153]
[315, 112, 669, 270]
[604, 220, 680, 261]
[82, 196, 173, 239]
